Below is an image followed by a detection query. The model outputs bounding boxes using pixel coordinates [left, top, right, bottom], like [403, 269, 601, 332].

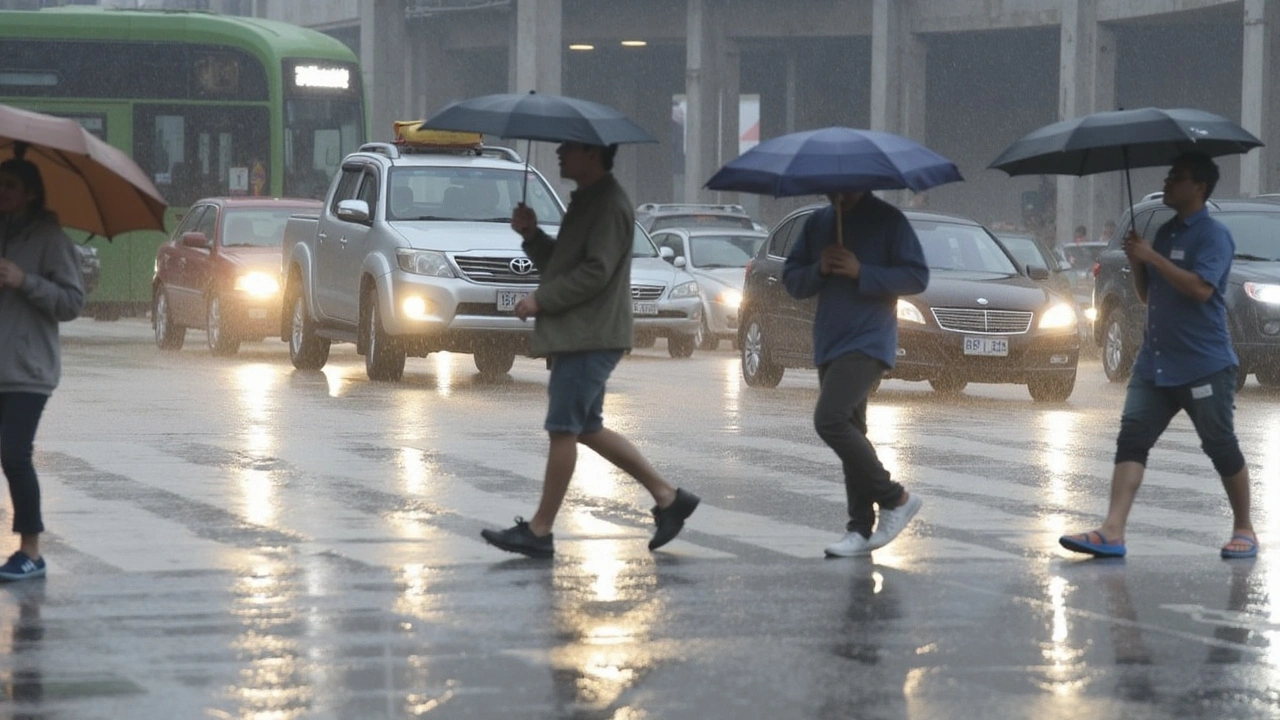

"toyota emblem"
[510, 257, 534, 275]
[976, 297, 989, 305]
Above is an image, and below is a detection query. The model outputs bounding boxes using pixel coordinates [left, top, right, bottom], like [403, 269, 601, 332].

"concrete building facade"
[244, 0, 1278, 242]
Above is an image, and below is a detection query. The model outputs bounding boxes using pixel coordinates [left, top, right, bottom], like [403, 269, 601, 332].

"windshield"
[633, 224, 659, 257]
[1217, 212, 1280, 261]
[914, 221, 1018, 274]
[221, 208, 303, 248]
[649, 214, 755, 231]
[996, 235, 1044, 269]
[284, 99, 365, 200]
[387, 166, 563, 224]
[1063, 243, 1105, 268]
[689, 234, 766, 268]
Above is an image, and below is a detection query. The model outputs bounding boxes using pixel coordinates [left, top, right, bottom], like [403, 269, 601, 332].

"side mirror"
[674, 256, 687, 268]
[336, 199, 371, 224]
[181, 231, 210, 249]
[1027, 264, 1050, 281]
[659, 246, 675, 262]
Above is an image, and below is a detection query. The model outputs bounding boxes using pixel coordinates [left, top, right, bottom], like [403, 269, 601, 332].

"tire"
[929, 375, 968, 394]
[741, 317, 783, 387]
[474, 347, 516, 376]
[1028, 373, 1076, 402]
[363, 293, 405, 381]
[1256, 365, 1280, 387]
[668, 334, 696, 358]
[696, 315, 719, 351]
[1102, 307, 1136, 382]
[205, 293, 240, 356]
[288, 290, 330, 370]
[153, 286, 185, 351]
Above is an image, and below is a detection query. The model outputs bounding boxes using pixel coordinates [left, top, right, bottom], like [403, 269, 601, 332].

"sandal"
[1220, 532, 1259, 559]
[1059, 530, 1126, 558]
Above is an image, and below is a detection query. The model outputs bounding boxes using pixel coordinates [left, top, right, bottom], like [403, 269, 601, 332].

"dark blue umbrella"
[422, 91, 656, 146]
[704, 126, 963, 197]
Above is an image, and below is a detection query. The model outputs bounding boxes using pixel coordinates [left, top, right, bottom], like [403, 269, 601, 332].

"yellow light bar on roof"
[393, 121, 482, 148]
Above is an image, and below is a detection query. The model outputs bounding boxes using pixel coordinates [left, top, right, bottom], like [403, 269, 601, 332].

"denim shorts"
[545, 349, 624, 435]
[1115, 365, 1244, 476]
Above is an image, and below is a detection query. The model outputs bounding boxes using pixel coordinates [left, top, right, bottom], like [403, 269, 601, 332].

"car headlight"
[1244, 282, 1280, 304]
[233, 271, 280, 297]
[1038, 302, 1078, 330]
[716, 288, 742, 309]
[1083, 306, 1098, 323]
[670, 280, 700, 299]
[897, 299, 925, 324]
[396, 249, 455, 278]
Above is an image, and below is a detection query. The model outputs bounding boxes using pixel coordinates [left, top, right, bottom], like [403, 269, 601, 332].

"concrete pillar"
[509, 0, 564, 198]
[717, 40, 741, 205]
[1241, 0, 1280, 197]
[1056, 0, 1114, 247]
[870, 0, 927, 205]
[360, 0, 409, 142]
[418, 21, 464, 118]
[684, 0, 725, 203]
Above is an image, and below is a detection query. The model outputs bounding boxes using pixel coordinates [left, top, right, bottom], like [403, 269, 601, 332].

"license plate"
[963, 336, 1009, 356]
[632, 301, 658, 316]
[248, 308, 268, 320]
[497, 290, 530, 312]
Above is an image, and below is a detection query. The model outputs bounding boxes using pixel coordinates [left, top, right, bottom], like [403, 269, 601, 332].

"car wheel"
[929, 375, 967, 395]
[474, 346, 516, 376]
[1028, 373, 1076, 402]
[1102, 307, 1135, 382]
[363, 293, 405, 381]
[696, 316, 719, 351]
[288, 290, 330, 370]
[153, 286, 185, 351]
[1256, 365, 1280, 387]
[206, 294, 240, 356]
[741, 317, 783, 388]
[668, 334, 696, 358]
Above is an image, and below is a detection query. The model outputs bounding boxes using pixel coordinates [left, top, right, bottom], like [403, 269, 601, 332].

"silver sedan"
[648, 227, 768, 350]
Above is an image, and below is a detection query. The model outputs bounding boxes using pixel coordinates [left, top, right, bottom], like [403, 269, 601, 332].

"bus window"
[134, 105, 269, 206]
[283, 97, 364, 201]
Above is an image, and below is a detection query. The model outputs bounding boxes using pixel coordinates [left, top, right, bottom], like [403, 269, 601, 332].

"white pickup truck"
[279, 138, 566, 380]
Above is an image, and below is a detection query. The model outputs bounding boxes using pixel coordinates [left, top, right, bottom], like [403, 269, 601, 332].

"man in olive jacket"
[480, 141, 699, 558]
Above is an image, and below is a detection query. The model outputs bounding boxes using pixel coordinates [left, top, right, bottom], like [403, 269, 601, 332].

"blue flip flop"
[1059, 530, 1126, 558]
[1221, 533, 1259, 559]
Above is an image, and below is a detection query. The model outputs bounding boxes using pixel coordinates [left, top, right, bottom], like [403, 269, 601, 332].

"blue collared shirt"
[1132, 207, 1238, 387]
[782, 196, 929, 368]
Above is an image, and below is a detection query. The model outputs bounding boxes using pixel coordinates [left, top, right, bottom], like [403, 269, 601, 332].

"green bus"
[0, 7, 367, 317]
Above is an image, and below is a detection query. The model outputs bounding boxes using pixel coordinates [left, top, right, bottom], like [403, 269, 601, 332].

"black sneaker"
[481, 517, 554, 558]
[0, 551, 46, 582]
[649, 488, 701, 550]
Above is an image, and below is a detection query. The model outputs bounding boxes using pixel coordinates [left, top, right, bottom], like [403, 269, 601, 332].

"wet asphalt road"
[3, 318, 1280, 719]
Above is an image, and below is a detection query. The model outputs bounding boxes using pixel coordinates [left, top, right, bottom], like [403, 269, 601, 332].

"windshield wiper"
[477, 217, 515, 223]
[1234, 253, 1273, 261]
[398, 215, 452, 221]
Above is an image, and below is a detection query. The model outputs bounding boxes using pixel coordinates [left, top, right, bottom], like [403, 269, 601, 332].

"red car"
[152, 197, 322, 355]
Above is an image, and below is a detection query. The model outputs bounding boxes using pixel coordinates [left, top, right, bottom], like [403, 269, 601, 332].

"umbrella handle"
[834, 198, 842, 247]
[1123, 146, 1134, 230]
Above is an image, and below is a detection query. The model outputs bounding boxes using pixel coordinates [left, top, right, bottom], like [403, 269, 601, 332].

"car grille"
[453, 256, 540, 285]
[930, 307, 1033, 334]
[632, 284, 664, 301]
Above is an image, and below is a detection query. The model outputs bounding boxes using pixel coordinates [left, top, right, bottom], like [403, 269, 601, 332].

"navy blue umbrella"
[423, 91, 657, 147]
[704, 126, 963, 197]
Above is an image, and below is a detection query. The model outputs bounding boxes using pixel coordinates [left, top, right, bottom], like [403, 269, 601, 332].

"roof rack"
[636, 202, 748, 215]
[355, 141, 523, 163]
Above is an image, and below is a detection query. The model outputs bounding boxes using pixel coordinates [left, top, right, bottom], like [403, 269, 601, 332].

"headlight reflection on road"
[1038, 575, 1086, 697]
[867, 404, 902, 478]
[1036, 410, 1078, 505]
[230, 554, 312, 720]
[433, 352, 455, 398]
[722, 355, 740, 432]
[234, 364, 280, 527]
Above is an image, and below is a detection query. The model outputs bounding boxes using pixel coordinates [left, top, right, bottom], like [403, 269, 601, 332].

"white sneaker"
[824, 531, 873, 557]
[868, 493, 923, 549]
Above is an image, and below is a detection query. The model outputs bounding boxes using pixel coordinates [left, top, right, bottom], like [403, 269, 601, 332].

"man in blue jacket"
[784, 191, 929, 557]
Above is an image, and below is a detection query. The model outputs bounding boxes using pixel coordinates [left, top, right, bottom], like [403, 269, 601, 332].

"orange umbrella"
[0, 103, 167, 237]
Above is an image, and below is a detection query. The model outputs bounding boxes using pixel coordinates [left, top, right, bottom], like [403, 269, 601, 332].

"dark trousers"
[1, 392, 49, 535]
[815, 352, 904, 537]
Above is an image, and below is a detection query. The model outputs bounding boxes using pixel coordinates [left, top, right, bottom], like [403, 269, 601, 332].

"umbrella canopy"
[989, 107, 1263, 177]
[704, 126, 963, 197]
[0, 103, 167, 237]
[422, 91, 657, 146]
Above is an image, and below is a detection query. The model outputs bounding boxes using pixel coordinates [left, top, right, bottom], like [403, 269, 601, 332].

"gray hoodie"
[0, 211, 85, 395]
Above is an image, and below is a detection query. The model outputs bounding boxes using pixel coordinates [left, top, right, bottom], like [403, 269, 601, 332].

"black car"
[739, 206, 1081, 401]
[1092, 196, 1280, 387]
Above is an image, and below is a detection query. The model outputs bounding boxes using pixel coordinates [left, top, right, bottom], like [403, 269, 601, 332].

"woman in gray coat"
[0, 157, 85, 581]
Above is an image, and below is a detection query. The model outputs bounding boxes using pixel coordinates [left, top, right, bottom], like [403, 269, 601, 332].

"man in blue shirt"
[784, 191, 929, 557]
[1061, 152, 1256, 560]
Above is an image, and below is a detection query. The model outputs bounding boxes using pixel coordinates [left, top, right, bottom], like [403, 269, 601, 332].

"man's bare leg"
[528, 432, 578, 536]
[19, 533, 38, 561]
[1096, 461, 1147, 542]
[1221, 465, 1256, 553]
[579, 428, 677, 508]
